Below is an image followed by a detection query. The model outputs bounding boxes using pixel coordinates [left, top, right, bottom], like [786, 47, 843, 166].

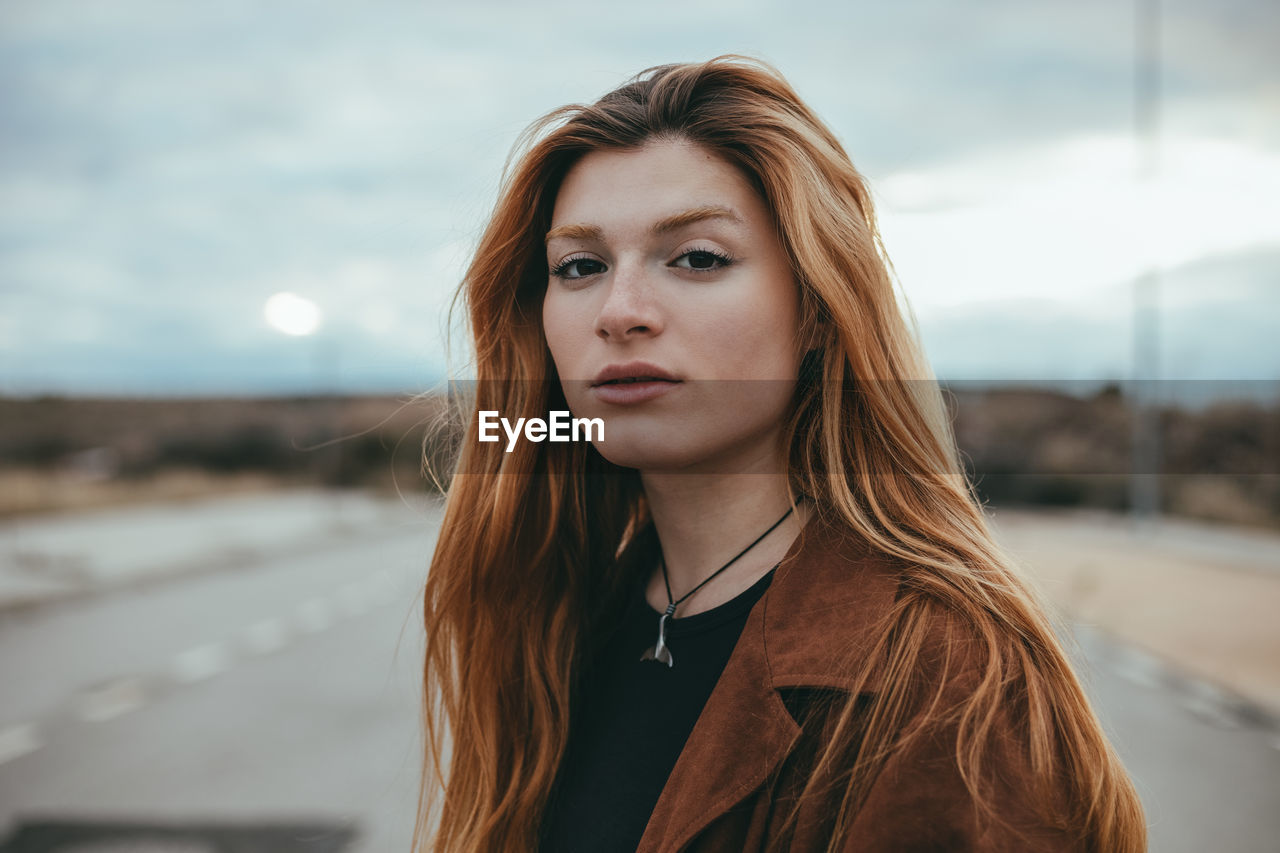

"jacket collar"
[635, 510, 903, 852]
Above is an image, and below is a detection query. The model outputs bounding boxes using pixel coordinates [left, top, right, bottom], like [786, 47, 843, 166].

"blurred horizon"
[1, 0, 1277, 397]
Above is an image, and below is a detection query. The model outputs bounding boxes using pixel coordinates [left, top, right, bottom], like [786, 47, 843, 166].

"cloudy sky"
[1, 0, 1276, 397]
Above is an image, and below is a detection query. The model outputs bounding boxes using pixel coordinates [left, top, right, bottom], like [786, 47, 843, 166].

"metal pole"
[1130, 0, 1162, 523]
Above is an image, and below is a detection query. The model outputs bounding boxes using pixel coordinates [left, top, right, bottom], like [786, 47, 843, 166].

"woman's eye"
[550, 257, 605, 280]
[672, 249, 733, 273]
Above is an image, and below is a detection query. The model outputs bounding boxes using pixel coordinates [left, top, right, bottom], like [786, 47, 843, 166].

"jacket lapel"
[633, 511, 902, 852]
[632, 579, 801, 853]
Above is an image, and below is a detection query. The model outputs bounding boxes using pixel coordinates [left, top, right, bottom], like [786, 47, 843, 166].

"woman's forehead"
[549, 140, 768, 238]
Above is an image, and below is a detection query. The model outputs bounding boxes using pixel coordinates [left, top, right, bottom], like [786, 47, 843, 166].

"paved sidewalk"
[0, 490, 440, 613]
[988, 507, 1280, 716]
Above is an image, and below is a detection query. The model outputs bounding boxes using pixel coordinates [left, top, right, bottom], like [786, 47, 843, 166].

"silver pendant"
[640, 603, 677, 667]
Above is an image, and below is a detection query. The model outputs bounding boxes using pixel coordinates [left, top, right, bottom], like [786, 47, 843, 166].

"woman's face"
[541, 137, 803, 474]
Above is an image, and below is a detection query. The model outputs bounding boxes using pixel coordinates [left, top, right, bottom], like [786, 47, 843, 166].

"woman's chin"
[591, 439, 713, 474]
[591, 435, 775, 475]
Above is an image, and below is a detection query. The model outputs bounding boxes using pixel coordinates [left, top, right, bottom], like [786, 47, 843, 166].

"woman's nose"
[595, 260, 663, 341]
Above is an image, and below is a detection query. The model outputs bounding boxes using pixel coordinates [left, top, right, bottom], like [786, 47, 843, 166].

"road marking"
[336, 582, 368, 617]
[1178, 683, 1244, 730]
[1112, 647, 1166, 690]
[369, 570, 399, 605]
[172, 642, 232, 683]
[15, 570, 416, 746]
[296, 597, 333, 633]
[0, 723, 42, 765]
[78, 677, 147, 722]
[241, 617, 289, 655]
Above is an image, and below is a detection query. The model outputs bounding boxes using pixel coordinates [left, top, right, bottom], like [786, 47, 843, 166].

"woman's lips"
[590, 379, 682, 405]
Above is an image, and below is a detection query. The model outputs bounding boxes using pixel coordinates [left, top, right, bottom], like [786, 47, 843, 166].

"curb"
[1071, 622, 1280, 741]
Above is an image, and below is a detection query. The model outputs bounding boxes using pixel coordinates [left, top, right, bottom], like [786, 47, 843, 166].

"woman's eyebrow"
[545, 205, 745, 245]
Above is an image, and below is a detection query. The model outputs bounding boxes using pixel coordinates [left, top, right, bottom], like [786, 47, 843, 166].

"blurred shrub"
[0, 388, 1275, 526]
[0, 395, 448, 499]
[947, 385, 1277, 527]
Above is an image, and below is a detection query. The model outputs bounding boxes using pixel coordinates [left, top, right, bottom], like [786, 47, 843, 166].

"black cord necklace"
[640, 503, 797, 668]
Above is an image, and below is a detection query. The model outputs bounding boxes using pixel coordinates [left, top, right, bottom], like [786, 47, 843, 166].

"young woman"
[415, 55, 1147, 852]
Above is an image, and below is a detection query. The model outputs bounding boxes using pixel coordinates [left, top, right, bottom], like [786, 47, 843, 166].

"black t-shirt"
[538, 566, 777, 853]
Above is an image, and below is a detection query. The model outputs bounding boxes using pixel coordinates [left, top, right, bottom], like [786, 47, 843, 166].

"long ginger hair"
[414, 54, 1146, 851]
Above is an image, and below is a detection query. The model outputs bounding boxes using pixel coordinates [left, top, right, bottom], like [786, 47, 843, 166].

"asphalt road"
[0, 525, 432, 852]
[0, 518, 1276, 851]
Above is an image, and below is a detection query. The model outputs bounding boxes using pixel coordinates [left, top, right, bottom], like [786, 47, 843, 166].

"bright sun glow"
[263, 292, 322, 336]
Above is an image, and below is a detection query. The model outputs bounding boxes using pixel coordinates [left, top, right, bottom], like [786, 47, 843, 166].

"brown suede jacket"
[631, 511, 1086, 853]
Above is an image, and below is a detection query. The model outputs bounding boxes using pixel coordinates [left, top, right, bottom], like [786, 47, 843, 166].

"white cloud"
[876, 133, 1280, 309]
[1, 0, 1276, 393]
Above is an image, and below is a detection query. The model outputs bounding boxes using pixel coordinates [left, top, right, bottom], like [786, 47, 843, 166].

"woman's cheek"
[541, 295, 583, 376]
[711, 314, 782, 378]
